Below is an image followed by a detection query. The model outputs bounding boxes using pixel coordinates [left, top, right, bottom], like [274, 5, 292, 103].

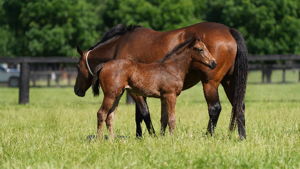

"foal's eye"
[195, 48, 204, 52]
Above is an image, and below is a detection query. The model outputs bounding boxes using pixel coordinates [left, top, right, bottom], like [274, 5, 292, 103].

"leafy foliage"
[0, 0, 299, 56]
[100, 0, 205, 31]
[205, 0, 300, 54]
[0, 0, 101, 57]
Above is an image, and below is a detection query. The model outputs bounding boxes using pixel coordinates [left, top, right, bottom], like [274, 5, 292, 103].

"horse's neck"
[88, 40, 119, 71]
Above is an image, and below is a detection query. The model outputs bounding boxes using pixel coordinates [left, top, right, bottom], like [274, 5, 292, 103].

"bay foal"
[92, 36, 216, 139]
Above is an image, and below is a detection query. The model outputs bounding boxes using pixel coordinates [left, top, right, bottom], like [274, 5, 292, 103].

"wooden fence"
[1, 54, 300, 104]
[0, 57, 77, 104]
[248, 54, 300, 83]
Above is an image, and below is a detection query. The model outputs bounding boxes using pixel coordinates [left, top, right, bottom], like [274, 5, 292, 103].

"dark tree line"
[0, 0, 299, 57]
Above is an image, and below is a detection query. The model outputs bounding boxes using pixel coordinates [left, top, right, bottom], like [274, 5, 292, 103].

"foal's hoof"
[86, 135, 97, 141]
[86, 135, 109, 141]
[117, 135, 129, 139]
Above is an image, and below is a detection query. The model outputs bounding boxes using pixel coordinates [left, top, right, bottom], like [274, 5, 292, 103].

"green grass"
[0, 71, 299, 168]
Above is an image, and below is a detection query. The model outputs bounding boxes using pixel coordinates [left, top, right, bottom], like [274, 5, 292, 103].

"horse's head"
[190, 36, 217, 69]
[74, 46, 93, 97]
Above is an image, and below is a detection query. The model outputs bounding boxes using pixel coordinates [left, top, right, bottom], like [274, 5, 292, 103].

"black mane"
[159, 37, 193, 62]
[88, 24, 141, 51]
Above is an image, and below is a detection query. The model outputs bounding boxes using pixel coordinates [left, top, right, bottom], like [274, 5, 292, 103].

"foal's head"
[189, 36, 216, 69]
[74, 46, 93, 97]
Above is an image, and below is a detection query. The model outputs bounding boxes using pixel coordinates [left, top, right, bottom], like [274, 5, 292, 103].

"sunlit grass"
[0, 71, 299, 168]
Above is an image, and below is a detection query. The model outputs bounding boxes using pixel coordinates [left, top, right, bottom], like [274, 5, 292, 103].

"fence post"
[19, 61, 30, 104]
[262, 67, 265, 83]
[266, 65, 272, 83]
[282, 68, 286, 83]
[32, 72, 36, 87]
[47, 73, 51, 87]
[67, 73, 71, 86]
[55, 72, 60, 88]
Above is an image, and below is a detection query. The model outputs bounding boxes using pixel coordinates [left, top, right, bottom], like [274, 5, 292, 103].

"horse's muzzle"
[74, 87, 85, 97]
[209, 61, 217, 69]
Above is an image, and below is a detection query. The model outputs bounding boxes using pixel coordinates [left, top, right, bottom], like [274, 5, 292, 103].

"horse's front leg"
[129, 93, 155, 137]
[160, 93, 177, 135]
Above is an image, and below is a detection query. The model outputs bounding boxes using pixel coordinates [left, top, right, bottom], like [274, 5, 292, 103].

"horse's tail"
[229, 28, 248, 133]
[92, 63, 106, 96]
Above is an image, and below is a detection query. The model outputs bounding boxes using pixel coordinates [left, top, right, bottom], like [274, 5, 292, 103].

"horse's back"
[116, 22, 238, 85]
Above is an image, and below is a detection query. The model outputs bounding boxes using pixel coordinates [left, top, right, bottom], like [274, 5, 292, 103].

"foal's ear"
[77, 46, 84, 57]
[188, 34, 198, 48]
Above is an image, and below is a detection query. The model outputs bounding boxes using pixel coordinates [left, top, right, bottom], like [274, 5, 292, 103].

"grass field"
[0, 71, 299, 168]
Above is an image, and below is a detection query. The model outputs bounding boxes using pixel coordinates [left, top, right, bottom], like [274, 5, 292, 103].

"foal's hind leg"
[203, 82, 222, 136]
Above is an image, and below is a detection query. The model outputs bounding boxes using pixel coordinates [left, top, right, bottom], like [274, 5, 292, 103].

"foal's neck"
[162, 50, 192, 77]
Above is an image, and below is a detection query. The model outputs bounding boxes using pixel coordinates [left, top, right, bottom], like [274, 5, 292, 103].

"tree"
[100, 0, 206, 31]
[0, 0, 102, 57]
[205, 0, 300, 54]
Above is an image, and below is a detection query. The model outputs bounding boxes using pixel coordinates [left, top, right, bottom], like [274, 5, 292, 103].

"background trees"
[205, 0, 300, 54]
[0, 0, 299, 57]
[0, 0, 101, 57]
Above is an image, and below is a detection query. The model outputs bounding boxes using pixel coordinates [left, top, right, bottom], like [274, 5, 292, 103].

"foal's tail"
[92, 63, 106, 96]
[229, 28, 248, 132]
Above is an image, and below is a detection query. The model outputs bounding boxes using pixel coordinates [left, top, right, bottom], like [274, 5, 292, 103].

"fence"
[248, 54, 300, 83]
[0, 57, 77, 104]
[1, 54, 300, 104]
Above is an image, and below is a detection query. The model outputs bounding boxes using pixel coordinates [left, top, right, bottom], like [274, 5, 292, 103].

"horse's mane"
[159, 37, 194, 62]
[88, 24, 142, 51]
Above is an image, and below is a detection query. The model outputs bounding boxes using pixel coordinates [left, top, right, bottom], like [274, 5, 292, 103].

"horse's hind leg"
[203, 83, 222, 136]
[222, 79, 246, 140]
[129, 93, 155, 137]
[106, 110, 115, 138]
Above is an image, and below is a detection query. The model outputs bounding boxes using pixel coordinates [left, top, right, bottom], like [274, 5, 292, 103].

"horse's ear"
[77, 46, 84, 57]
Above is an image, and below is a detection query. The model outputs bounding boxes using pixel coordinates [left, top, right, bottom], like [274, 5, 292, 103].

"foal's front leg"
[160, 93, 177, 135]
[97, 96, 118, 139]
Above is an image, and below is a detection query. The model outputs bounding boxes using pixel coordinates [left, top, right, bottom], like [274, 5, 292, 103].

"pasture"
[0, 70, 299, 168]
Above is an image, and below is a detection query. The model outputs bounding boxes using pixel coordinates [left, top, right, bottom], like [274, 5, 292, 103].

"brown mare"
[91, 36, 216, 138]
[74, 22, 248, 140]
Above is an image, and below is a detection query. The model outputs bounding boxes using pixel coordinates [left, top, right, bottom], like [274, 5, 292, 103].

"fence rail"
[1, 54, 300, 104]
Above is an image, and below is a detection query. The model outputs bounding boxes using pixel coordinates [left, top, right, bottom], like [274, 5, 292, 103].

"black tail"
[229, 28, 248, 137]
[92, 63, 106, 96]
